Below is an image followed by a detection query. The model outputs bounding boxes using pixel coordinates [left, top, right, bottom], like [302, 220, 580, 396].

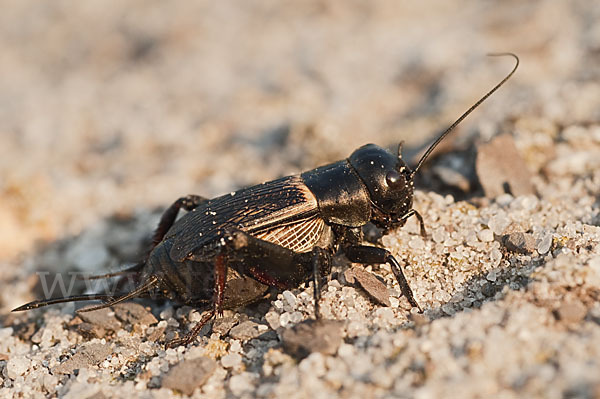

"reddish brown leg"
[165, 256, 227, 347]
[214, 255, 227, 316]
[152, 195, 207, 247]
[166, 310, 215, 348]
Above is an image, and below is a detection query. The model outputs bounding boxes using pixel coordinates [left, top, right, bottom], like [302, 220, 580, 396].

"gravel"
[281, 320, 344, 359]
[344, 267, 392, 307]
[161, 357, 217, 395]
[113, 303, 158, 328]
[53, 342, 113, 375]
[228, 320, 269, 341]
[503, 231, 537, 254]
[2, 1, 600, 398]
[77, 308, 123, 334]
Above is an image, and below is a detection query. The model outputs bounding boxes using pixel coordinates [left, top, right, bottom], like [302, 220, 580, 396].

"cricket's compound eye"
[348, 144, 414, 217]
[385, 170, 404, 189]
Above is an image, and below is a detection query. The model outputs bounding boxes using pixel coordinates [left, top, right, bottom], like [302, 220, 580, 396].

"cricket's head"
[348, 143, 414, 229]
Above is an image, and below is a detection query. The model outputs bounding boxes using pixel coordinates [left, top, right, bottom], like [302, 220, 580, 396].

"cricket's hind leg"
[166, 229, 332, 348]
[220, 230, 331, 319]
[151, 195, 208, 247]
[163, 254, 227, 348]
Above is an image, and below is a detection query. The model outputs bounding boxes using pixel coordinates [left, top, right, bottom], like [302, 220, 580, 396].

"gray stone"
[282, 319, 344, 359]
[481, 282, 497, 298]
[503, 232, 536, 254]
[229, 320, 267, 341]
[344, 267, 391, 307]
[212, 316, 239, 336]
[161, 357, 217, 396]
[53, 343, 113, 375]
[113, 302, 158, 327]
[78, 307, 122, 333]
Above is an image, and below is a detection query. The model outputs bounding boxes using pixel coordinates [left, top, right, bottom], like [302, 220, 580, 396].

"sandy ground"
[1, 1, 600, 398]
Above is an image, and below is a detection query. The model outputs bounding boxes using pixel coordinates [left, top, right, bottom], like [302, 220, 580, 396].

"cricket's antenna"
[411, 53, 519, 176]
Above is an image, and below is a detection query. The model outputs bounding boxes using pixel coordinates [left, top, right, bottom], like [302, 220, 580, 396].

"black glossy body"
[301, 159, 370, 226]
[16, 144, 422, 347]
[147, 144, 419, 311]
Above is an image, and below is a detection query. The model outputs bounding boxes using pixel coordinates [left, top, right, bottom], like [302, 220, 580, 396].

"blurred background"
[0, 0, 598, 260]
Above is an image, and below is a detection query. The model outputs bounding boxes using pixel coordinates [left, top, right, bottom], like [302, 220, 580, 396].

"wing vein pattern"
[167, 175, 321, 261]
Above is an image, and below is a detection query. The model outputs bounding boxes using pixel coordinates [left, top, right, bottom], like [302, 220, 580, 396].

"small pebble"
[279, 312, 291, 328]
[556, 301, 587, 324]
[221, 353, 242, 368]
[408, 236, 425, 249]
[282, 291, 297, 309]
[229, 320, 266, 341]
[478, 228, 494, 242]
[503, 232, 536, 254]
[273, 300, 284, 310]
[282, 320, 344, 359]
[488, 214, 510, 235]
[229, 373, 256, 396]
[161, 357, 217, 396]
[160, 308, 174, 320]
[6, 358, 30, 379]
[537, 233, 553, 254]
[490, 249, 503, 265]
[264, 311, 280, 330]
[432, 227, 448, 244]
[229, 340, 242, 353]
[344, 267, 391, 307]
[289, 311, 303, 324]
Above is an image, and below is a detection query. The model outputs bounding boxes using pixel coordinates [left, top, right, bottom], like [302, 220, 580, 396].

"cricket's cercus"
[14, 53, 519, 348]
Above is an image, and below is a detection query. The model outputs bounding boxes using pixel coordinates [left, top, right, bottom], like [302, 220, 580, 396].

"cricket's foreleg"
[401, 209, 427, 238]
[344, 245, 422, 312]
[311, 247, 331, 319]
